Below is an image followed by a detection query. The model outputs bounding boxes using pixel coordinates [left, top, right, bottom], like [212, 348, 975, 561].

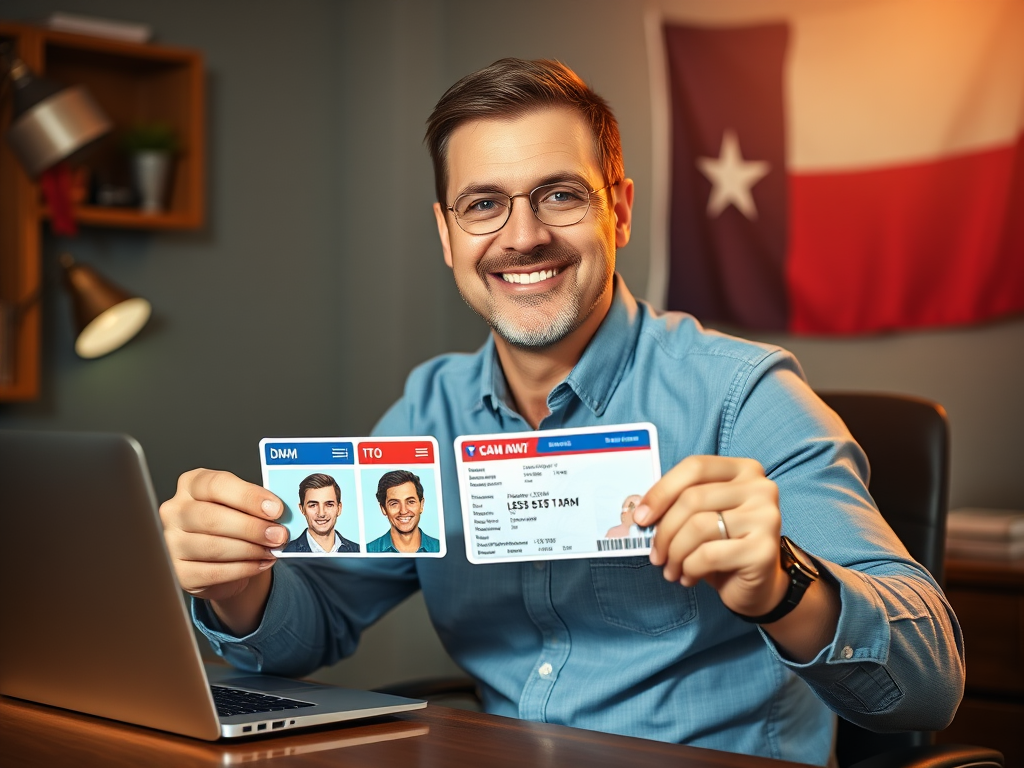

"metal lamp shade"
[7, 85, 112, 177]
[61, 256, 151, 359]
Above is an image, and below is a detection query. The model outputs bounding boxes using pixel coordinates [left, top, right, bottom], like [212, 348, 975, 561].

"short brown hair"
[298, 473, 340, 506]
[424, 58, 624, 205]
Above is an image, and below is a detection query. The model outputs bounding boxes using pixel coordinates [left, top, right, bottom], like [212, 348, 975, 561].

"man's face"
[300, 485, 341, 536]
[432, 107, 633, 349]
[381, 481, 424, 534]
[621, 494, 642, 525]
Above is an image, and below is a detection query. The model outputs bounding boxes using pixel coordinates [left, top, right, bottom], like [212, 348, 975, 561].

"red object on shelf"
[39, 162, 78, 236]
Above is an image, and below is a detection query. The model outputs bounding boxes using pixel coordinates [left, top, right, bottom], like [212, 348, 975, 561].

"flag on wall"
[646, 0, 1024, 334]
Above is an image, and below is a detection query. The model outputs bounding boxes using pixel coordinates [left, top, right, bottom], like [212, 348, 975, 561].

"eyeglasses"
[446, 180, 616, 235]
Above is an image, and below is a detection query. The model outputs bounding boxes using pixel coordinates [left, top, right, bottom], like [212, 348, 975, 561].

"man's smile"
[499, 267, 560, 285]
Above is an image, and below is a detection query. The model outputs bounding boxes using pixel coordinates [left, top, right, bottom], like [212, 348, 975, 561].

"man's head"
[621, 494, 642, 525]
[375, 470, 425, 535]
[298, 473, 341, 537]
[426, 59, 634, 350]
[425, 58, 624, 209]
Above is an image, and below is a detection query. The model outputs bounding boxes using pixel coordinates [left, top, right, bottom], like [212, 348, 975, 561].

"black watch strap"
[733, 536, 819, 624]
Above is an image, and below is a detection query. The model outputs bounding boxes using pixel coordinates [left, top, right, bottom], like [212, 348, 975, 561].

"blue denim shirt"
[195, 276, 963, 765]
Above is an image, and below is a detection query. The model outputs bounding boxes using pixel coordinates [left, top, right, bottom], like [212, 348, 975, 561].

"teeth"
[501, 268, 558, 284]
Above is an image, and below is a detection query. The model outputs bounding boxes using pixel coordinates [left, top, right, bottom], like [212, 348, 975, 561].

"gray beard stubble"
[462, 245, 587, 350]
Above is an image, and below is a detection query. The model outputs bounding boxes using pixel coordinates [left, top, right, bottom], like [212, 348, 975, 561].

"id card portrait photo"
[260, 437, 446, 558]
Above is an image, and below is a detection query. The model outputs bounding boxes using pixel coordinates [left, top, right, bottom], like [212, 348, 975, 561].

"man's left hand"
[633, 455, 789, 619]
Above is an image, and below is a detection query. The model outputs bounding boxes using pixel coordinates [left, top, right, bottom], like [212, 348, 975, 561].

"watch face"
[782, 536, 820, 579]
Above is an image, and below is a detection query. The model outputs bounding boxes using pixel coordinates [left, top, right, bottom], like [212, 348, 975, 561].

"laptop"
[0, 430, 426, 740]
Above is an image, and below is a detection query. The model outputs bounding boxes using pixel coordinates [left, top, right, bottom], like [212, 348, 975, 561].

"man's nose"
[496, 194, 553, 252]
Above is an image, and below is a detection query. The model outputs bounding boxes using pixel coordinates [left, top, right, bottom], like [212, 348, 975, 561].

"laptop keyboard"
[211, 685, 316, 717]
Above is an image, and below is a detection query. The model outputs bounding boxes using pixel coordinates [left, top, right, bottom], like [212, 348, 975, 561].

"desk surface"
[1, 695, 802, 768]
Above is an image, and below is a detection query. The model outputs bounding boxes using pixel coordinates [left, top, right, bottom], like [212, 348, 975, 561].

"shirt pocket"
[590, 557, 698, 636]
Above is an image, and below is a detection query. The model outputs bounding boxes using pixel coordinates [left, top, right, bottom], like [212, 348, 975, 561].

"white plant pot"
[132, 150, 172, 213]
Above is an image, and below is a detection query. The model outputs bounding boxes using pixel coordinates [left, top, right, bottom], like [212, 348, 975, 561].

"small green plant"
[123, 122, 178, 153]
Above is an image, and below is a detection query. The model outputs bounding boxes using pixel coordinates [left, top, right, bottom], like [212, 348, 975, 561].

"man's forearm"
[770, 564, 965, 731]
[761, 576, 841, 663]
[210, 570, 273, 637]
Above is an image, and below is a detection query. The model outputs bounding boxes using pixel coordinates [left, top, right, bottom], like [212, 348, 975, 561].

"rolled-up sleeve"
[763, 561, 964, 731]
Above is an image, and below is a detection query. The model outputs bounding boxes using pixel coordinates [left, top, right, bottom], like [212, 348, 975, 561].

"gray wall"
[3, 0, 1022, 689]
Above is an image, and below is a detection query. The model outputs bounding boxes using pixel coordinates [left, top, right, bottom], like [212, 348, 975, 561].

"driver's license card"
[454, 423, 661, 564]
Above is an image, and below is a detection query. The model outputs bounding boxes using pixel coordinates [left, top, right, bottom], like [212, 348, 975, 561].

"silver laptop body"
[0, 430, 425, 740]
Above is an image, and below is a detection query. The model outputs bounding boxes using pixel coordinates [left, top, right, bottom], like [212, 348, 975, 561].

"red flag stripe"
[786, 136, 1024, 334]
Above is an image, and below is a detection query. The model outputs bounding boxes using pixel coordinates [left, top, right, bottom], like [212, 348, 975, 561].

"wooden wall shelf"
[0, 20, 205, 401]
[42, 205, 202, 230]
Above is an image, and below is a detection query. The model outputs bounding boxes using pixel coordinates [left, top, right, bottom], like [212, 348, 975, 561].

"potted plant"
[123, 122, 178, 213]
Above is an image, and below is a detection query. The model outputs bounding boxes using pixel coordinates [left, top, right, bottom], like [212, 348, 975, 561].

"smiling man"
[367, 470, 440, 553]
[160, 59, 963, 765]
[282, 473, 359, 553]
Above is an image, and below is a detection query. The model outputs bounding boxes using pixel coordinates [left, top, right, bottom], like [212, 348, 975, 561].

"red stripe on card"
[786, 137, 1024, 334]
[357, 440, 434, 464]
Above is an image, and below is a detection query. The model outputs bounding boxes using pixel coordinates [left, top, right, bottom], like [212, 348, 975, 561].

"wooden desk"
[0, 696, 803, 768]
[936, 557, 1024, 766]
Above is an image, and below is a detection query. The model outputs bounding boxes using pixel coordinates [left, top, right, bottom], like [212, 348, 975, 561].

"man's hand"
[633, 456, 789, 619]
[633, 455, 840, 661]
[159, 469, 289, 634]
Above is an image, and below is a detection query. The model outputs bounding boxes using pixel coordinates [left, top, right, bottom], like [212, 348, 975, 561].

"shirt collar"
[479, 274, 641, 418]
[377, 530, 430, 553]
[306, 530, 341, 553]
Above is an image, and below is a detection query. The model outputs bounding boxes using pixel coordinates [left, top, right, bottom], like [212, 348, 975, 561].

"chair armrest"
[848, 744, 1003, 768]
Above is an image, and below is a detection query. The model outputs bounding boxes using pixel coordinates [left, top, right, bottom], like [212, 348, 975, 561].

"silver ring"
[716, 511, 730, 540]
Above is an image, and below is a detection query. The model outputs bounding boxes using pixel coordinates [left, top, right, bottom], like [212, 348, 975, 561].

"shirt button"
[534, 561, 545, 571]
[841, 645, 854, 659]
[538, 663, 553, 678]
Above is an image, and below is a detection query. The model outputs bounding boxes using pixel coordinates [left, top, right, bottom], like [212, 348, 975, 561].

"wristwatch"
[734, 536, 820, 624]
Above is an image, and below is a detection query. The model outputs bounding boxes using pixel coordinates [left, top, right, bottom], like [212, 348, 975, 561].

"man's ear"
[611, 178, 634, 249]
[433, 202, 454, 268]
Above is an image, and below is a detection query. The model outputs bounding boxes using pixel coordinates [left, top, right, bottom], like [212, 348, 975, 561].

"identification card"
[260, 437, 446, 558]
[454, 423, 661, 564]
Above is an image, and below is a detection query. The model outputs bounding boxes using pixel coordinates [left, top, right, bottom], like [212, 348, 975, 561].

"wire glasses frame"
[446, 179, 618, 235]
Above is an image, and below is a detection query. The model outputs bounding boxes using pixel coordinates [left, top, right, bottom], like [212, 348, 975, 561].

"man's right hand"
[159, 469, 289, 635]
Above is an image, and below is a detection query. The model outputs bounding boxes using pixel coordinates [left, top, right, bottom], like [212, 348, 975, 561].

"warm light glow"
[74, 297, 151, 359]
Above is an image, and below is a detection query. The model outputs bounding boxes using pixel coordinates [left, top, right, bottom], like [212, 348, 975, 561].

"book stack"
[946, 508, 1024, 561]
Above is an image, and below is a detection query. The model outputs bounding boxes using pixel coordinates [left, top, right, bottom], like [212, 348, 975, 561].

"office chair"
[377, 392, 1003, 768]
[817, 393, 1001, 768]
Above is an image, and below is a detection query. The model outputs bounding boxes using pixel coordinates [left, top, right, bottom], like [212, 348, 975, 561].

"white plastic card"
[454, 423, 661, 564]
[260, 437, 446, 557]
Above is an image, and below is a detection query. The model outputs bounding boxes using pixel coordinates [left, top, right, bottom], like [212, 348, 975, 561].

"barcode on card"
[596, 535, 652, 552]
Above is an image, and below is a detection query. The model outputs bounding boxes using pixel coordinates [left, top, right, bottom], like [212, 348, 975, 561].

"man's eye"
[458, 196, 507, 218]
[538, 185, 587, 206]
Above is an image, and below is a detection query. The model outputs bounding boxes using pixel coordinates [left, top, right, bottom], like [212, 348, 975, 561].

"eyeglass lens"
[452, 181, 593, 234]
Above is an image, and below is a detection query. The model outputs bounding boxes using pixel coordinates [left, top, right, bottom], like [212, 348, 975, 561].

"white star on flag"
[696, 129, 771, 220]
